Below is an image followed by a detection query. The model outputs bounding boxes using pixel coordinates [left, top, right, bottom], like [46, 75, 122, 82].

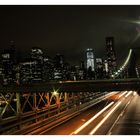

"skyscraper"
[95, 58, 103, 79]
[1, 42, 17, 85]
[105, 37, 117, 76]
[53, 54, 64, 80]
[86, 48, 95, 71]
[30, 47, 43, 82]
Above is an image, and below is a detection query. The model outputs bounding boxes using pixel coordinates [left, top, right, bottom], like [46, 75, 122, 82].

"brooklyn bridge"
[0, 48, 140, 135]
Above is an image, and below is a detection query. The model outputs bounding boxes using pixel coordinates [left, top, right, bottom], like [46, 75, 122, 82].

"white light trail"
[125, 91, 133, 98]
[89, 101, 122, 135]
[133, 91, 137, 96]
[72, 101, 114, 135]
[118, 91, 128, 99]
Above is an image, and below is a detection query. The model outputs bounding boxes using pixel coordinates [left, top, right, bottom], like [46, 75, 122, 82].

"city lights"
[112, 49, 133, 78]
[52, 90, 59, 96]
[0, 5, 140, 136]
[72, 101, 114, 134]
[89, 101, 122, 135]
[125, 91, 133, 98]
[118, 91, 128, 99]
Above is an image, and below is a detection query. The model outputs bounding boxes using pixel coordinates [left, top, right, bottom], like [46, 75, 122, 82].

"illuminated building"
[43, 57, 54, 81]
[31, 47, 43, 60]
[53, 54, 64, 80]
[69, 66, 77, 80]
[1, 42, 16, 85]
[102, 59, 109, 78]
[95, 58, 103, 79]
[0, 65, 3, 84]
[30, 47, 43, 82]
[20, 61, 36, 83]
[54, 54, 64, 68]
[96, 58, 102, 68]
[104, 60, 109, 73]
[78, 61, 86, 80]
[20, 47, 44, 83]
[86, 48, 95, 71]
[105, 37, 117, 77]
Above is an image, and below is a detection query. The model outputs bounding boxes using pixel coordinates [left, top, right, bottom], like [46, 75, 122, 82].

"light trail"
[72, 101, 114, 135]
[89, 101, 122, 135]
[133, 91, 137, 96]
[107, 99, 131, 135]
[118, 91, 128, 99]
[125, 91, 133, 98]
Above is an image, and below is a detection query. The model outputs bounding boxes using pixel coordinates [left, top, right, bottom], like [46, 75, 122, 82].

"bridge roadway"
[41, 91, 140, 135]
[0, 78, 140, 94]
[107, 93, 140, 135]
[0, 78, 140, 135]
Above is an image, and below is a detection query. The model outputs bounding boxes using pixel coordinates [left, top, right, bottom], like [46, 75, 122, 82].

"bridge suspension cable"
[112, 49, 132, 78]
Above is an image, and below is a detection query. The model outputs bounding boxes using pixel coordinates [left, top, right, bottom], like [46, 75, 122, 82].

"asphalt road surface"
[43, 91, 138, 135]
[108, 93, 140, 135]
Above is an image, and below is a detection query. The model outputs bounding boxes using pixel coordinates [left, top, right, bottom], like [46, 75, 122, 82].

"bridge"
[112, 47, 140, 78]
[1, 78, 140, 93]
[0, 48, 140, 135]
[0, 78, 140, 135]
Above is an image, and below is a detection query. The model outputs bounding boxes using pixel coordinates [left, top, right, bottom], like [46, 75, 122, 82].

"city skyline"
[0, 4, 140, 137]
[0, 5, 140, 66]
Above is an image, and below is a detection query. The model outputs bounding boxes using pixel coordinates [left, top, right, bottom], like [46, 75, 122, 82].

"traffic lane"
[45, 91, 128, 135]
[44, 97, 115, 135]
[44, 100, 111, 135]
[73, 91, 129, 135]
[76, 101, 115, 135]
[44, 91, 123, 135]
[110, 94, 140, 135]
[92, 94, 134, 135]
[76, 93, 133, 135]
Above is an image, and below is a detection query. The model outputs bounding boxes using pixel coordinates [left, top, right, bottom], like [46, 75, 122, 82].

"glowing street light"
[115, 72, 118, 75]
[53, 91, 58, 95]
[52, 89, 59, 96]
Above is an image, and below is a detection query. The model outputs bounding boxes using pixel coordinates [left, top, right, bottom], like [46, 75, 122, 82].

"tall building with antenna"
[105, 37, 117, 76]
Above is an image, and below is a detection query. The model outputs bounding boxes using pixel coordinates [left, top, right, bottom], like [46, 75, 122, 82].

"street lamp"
[53, 90, 58, 96]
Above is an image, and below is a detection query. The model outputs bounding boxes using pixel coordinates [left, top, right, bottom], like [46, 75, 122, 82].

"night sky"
[0, 5, 140, 66]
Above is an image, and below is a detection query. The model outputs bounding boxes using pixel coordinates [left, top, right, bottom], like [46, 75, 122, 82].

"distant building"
[30, 47, 44, 82]
[20, 56, 55, 83]
[103, 59, 109, 78]
[31, 47, 43, 61]
[0, 65, 3, 84]
[96, 58, 102, 68]
[95, 58, 103, 79]
[43, 57, 54, 81]
[53, 54, 65, 80]
[1, 42, 17, 85]
[86, 48, 95, 71]
[105, 37, 117, 77]
[104, 60, 109, 73]
[78, 61, 86, 80]
[20, 61, 36, 83]
[54, 54, 64, 68]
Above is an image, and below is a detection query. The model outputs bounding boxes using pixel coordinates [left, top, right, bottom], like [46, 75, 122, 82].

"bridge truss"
[0, 78, 140, 134]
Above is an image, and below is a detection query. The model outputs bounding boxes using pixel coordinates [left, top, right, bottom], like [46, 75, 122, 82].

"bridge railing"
[0, 78, 140, 134]
[0, 91, 121, 134]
